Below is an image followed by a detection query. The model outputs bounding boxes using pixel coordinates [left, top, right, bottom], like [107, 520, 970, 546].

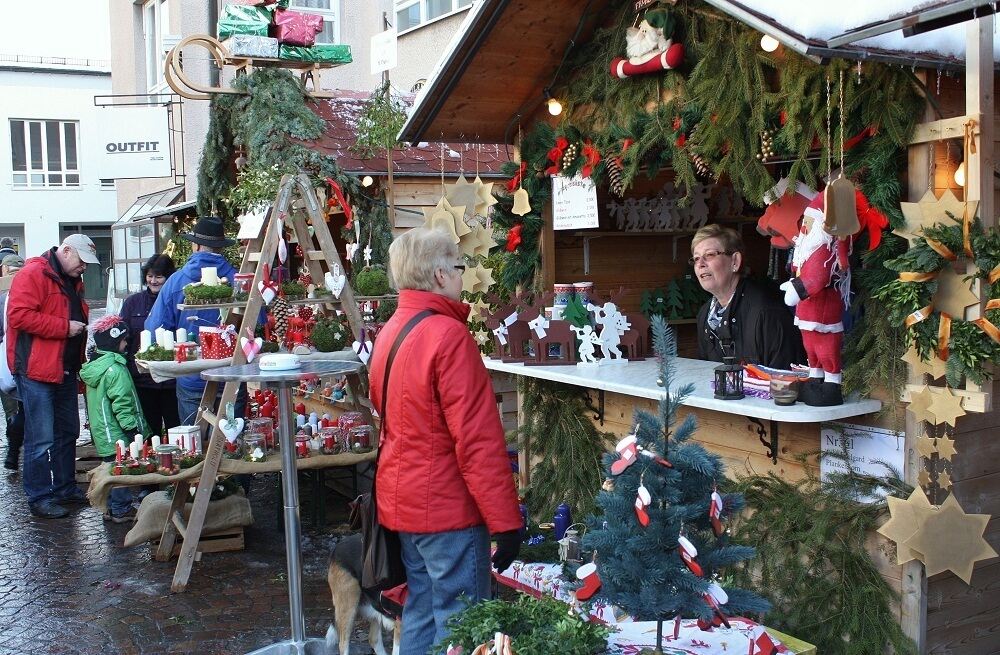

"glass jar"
[295, 434, 310, 458]
[246, 417, 274, 450]
[350, 425, 374, 451]
[338, 411, 364, 432]
[154, 444, 181, 472]
[319, 427, 342, 455]
[244, 434, 267, 462]
[233, 273, 254, 299]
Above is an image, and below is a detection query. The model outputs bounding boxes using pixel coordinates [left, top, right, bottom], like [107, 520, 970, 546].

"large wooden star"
[423, 196, 469, 244]
[900, 347, 947, 380]
[907, 385, 937, 424]
[896, 190, 978, 247]
[877, 487, 935, 565]
[936, 434, 958, 461]
[903, 493, 997, 584]
[937, 470, 953, 490]
[462, 264, 481, 295]
[474, 264, 495, 293]
[916, 433, 938, 459]
[927, 386, 966, 427]
[472, 176, 499, 217]
[933, 265, 980, 320]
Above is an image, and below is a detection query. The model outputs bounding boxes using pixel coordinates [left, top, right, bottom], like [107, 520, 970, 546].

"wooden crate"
[153, 526, 245, 559]
[76, 443, 103, 484]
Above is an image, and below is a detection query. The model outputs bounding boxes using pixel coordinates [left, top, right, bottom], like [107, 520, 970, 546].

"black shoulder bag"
[350, 310, 433, 594]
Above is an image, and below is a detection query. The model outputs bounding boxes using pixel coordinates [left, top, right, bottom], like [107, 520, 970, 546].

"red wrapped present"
[272, 8, 323, 47]
[200, 326, 237, 360]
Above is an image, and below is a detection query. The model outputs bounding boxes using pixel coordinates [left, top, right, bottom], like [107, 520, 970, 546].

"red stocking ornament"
[634, 484, 651, 527]
[709, 489, 724, 537]
[678, 534, 702, 577]
[611, 433, 638, 475]
[575, 562, 602, 601]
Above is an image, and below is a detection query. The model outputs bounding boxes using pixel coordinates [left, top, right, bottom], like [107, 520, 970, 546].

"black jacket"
[696, 277, 806, 369]
[121, 288, 174, 389]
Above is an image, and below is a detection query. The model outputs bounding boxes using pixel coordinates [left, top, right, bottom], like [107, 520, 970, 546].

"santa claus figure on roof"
[779, 193, 851, 407]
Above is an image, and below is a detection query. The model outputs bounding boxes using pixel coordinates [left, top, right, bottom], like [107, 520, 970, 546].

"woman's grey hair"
[388, 227, 460, 291]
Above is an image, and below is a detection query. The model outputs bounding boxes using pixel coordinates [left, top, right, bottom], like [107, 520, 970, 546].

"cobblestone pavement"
[0, 414, 371, 654]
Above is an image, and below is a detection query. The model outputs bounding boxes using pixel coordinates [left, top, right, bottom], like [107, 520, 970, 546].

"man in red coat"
[369, 227, 521, 655]
[7, 234, 96, 518]
[780, 196, 850, 406]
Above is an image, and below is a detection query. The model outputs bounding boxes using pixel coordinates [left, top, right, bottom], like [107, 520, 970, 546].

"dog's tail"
[325, 624, 338, 654]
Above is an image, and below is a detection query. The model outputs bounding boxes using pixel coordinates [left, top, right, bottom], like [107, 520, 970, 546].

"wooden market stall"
[399, 2, 1000, 653]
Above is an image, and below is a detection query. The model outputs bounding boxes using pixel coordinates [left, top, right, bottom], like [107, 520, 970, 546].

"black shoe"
[29, 499, 70, 519]
[798, 378, 825, 405]
[56, 488, 89, 505]
[804, 381, 844, 407]
[3, 459, 17, 471]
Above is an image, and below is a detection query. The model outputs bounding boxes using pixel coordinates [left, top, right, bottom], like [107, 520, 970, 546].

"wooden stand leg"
[155, 483, 190, 562]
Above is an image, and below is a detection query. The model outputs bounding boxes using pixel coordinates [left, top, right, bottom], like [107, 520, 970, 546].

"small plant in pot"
[311, 316, 350, 352]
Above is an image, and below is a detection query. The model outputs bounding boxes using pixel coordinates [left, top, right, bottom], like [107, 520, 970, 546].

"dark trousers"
[136, 386, 180, 437]
[2, 391, 23, 468]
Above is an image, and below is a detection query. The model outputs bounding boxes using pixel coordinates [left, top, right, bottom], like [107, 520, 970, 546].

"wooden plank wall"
[387, 178, 448, 234]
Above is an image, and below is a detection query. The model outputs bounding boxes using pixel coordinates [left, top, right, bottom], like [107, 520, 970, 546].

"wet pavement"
[0, 411, 371, 655]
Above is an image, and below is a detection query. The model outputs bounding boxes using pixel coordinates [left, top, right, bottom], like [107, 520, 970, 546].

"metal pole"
[276, 381, 306, 650]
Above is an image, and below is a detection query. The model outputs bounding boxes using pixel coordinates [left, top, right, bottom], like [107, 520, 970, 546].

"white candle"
[129, 442, 140, 459]
[201, 267, 219, 286]
[151, 436, 161, 449]
[140, 330, 152, 352]
[309, 412, 319, 427]
[296, 414, 306, 428]
[176, 327, 188, 344]
[162, 332, 175, 350]
[155, 327, 166, 348]
[133, 434, 143, 453]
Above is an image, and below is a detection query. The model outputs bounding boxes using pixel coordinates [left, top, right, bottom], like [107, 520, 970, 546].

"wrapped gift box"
[271, 8, 324, 47]
[217, 4, 272, 40]
[223, 35, 280, 58]
[199, 326, 237, 360]
[278, 44, 353, 65]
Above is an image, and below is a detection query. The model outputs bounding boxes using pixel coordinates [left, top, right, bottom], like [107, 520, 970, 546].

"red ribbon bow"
[506, 223, 523, 252]
[581, 139, 601, 178]
[505, 161, 527, 193]
[545, 137, 569, 176]
[326, 178, 353, 229]
[854, 189, 889, 251]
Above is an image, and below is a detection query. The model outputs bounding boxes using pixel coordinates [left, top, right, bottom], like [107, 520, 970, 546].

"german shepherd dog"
[325, 533, 402, 655]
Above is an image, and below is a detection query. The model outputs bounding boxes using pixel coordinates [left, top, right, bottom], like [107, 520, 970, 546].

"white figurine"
[571, 325, 603, 364]
[588, 301, 630, 361]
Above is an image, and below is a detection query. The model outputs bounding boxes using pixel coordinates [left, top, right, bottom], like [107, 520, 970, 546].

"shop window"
[289, 0, 340, 44]
[143, 0, 170, 91]
[395, 0, 472, 33]
[9, 119, 81, 189]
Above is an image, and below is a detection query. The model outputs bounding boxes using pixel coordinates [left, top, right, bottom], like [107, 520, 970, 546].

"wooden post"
[965, 14, 995, 234]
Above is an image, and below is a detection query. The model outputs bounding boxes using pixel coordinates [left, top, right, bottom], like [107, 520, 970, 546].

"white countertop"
[484, 357, 881, 423]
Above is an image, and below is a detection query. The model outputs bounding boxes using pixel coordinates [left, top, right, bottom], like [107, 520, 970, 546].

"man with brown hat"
[7, 234, 98, 518]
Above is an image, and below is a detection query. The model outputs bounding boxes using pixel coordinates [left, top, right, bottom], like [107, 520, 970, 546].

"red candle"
[261, 401, 274, 418]
[294, 402, 306, 415]
[115, 441, 124, 463]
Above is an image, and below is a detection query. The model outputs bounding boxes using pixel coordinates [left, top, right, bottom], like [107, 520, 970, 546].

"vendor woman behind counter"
[692, 224, 805, 369]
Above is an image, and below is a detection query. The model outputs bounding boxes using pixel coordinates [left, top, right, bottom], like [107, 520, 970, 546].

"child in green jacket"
[81, 315, 150, 523]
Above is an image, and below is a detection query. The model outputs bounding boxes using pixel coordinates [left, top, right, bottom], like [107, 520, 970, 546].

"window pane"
[29, 122, 42, 170]
[46, 121, 62, 171]
[427, 0, 451, 20]
[49, 174, 63, 186]
[10, 121, 25, 171]
[145, 3, 158, 87]
[397, 5, 420, 30]
[13, 174, 26, 186]
[114, 263, 128, 294]
[66, 174, 80, 186]
[458, 0, 472, 5]
[113, 227, 126, 259]
[291, 0, 330, 8]
[64, 123, 77, 170]
[126, 225, 143, 258]
[31, 174, 44, 185]
[127, 262, 142, 293]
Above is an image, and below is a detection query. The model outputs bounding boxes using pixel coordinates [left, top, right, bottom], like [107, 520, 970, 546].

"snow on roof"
[741, 0, 1000, 60]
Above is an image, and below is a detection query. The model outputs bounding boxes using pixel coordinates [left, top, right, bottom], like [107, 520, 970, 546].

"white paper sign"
[96, 106, 172, 179]
[552, 175, 599, 230]
[370, 29, 398, 75]
[820, 422, 904, 503]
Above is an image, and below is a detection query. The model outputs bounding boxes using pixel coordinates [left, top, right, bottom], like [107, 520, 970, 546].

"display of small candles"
[349, 425, 374, 452]
[246, 417, 274, 450]
[111, 435, 158, 475]
[175, 342, 194, 363]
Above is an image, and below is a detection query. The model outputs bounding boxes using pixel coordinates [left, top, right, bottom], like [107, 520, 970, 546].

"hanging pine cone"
[689, 152, 717, 180]
[607, 158, 626, 197]
[270, 296, 292, 344]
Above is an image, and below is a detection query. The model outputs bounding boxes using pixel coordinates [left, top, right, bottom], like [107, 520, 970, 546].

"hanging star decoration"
[474, 265, 496, 293]
[901, 346, 947, 380]
[446, 176, 479, 222]
[462, 265, 482, 294]
[927, 386, 966, 427]
[877, 487, 935, 565]
[903, 493, 997, 584]
[423, 196, 469, 244]
[896, 189, 976, 247]
[472, 175, 498, 217]
[917, 468, 932, 488]
[933, 265, 980, 320]
[906, 385, 937, 424]
[936, 434, 958, 461]
[473, 329, 490, 346]
[362, 244, 373, 267]
[937, 470, 953, 490]
[916, 432, 937, 459]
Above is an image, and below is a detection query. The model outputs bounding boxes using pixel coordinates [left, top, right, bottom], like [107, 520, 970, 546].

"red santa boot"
[575, 562, 602, 601]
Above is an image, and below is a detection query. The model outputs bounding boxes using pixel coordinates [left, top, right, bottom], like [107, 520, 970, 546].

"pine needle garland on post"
[583, 317, 769, 652]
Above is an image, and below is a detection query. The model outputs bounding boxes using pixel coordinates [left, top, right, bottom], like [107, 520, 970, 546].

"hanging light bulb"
[234, 148, 247, 171]
[760, 34, 780, 52]
[954, 162, 966, 187]
[547, 97, 563, 116]
[361, 175, 374, 187]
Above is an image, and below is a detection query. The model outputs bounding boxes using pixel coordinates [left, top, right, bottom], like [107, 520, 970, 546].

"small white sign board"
[236, 207, 269, 240]
[820, 422, 904, 503]
[552, 174, 599, 230]
[96, 106, 172, 179]
[370, 29, 398, 75]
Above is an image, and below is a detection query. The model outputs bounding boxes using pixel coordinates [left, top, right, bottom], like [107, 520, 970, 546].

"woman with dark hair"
[120, 253, 179, 435]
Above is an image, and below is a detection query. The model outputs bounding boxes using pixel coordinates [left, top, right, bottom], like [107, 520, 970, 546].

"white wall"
[0, 65, 117, 257]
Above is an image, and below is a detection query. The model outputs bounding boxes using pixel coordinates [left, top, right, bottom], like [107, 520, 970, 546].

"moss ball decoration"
[311, 316, 350, 352]
[354, 267, 391, 296]
[374, 297, 397, 323]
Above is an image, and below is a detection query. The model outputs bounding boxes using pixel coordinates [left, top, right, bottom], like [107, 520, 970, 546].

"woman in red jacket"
[368, 227, 521, 655]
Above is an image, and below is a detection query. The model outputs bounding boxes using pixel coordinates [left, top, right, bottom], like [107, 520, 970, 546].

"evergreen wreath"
[874, 215, 1000, 386]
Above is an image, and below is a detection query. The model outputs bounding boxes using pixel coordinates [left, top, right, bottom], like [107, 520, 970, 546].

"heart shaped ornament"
[218, 417, 245, 443]
[325, 269, 346, 298]
[241, 336, 263, 363]
[258, 280, 277, 305]
[353, 337, 373, 365]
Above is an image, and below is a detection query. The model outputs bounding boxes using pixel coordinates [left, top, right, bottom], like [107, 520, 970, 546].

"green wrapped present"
[217, 4, 272, 40]
[278, 44, 353, 65]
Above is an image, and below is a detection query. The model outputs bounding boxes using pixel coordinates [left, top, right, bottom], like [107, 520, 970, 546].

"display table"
[136, 348, 360, 383]
[495, 559, 816, 654]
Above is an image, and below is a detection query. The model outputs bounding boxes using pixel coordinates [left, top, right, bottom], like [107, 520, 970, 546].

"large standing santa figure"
[779, 194, 851, 406]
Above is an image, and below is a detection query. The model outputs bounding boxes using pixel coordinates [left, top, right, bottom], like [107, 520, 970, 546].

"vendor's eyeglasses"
[453, 264, 467, 272]
[688, 250, 732, 266]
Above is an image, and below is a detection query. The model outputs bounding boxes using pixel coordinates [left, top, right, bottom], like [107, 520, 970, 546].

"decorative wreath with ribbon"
[876, 212, 1000, 386]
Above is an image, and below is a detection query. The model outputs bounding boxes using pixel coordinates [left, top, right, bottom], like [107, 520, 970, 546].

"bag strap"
[374, 309, 433, 470]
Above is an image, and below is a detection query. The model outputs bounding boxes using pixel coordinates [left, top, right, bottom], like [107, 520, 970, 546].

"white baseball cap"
[62, 234, 100, 264]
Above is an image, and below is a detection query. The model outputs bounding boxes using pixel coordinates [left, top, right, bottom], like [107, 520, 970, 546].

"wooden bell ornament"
[823, 174, 859, 237]
[512, 187, 531, 216]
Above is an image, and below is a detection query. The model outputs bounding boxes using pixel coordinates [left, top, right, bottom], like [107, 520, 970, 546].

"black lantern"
[713, 342, 744, 400]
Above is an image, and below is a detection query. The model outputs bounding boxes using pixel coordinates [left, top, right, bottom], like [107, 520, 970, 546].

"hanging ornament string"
[440, 140, 446, 196]
[961, 118, 978, 257]
[839, 70, 846, 173]
[825, 75, 832, 179]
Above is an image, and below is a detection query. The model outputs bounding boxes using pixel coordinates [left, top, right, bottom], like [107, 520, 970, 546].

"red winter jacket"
[369, 290, 521, 535]
[6, 250, 89, 383]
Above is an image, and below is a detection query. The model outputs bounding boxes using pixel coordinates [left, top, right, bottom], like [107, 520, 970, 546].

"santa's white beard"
[792, 217, 835, 269]
[626, 23, 669, 60]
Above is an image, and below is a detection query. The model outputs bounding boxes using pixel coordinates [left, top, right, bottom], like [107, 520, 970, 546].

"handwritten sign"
[370, 29, 397, 75]
[820, 422, 904, 503]
[552, 174, 599, 230]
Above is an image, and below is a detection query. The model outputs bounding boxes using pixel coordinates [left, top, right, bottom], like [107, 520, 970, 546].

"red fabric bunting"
[581, 139, 601, 178]
[545, 137, 569, 176]
[506, 223, 523, 252]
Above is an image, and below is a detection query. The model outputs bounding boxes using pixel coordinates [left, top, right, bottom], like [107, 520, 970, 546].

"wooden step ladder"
[156, 173, 373, 592]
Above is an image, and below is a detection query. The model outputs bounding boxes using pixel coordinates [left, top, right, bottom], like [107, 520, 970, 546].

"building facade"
[0, 56, 117, 301]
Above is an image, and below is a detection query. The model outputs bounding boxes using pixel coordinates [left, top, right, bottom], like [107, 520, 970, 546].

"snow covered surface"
[740, 0, 1000, 60]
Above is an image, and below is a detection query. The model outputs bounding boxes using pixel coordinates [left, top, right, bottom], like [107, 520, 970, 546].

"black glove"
[491, 530, 521, 573]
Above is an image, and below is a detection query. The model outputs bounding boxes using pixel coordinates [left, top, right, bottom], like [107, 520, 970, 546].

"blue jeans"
[399, 526, 491, 655]
[177, 382, 246, 426]
[15, 373, 80, 505]
[101, 455, 135, 516]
